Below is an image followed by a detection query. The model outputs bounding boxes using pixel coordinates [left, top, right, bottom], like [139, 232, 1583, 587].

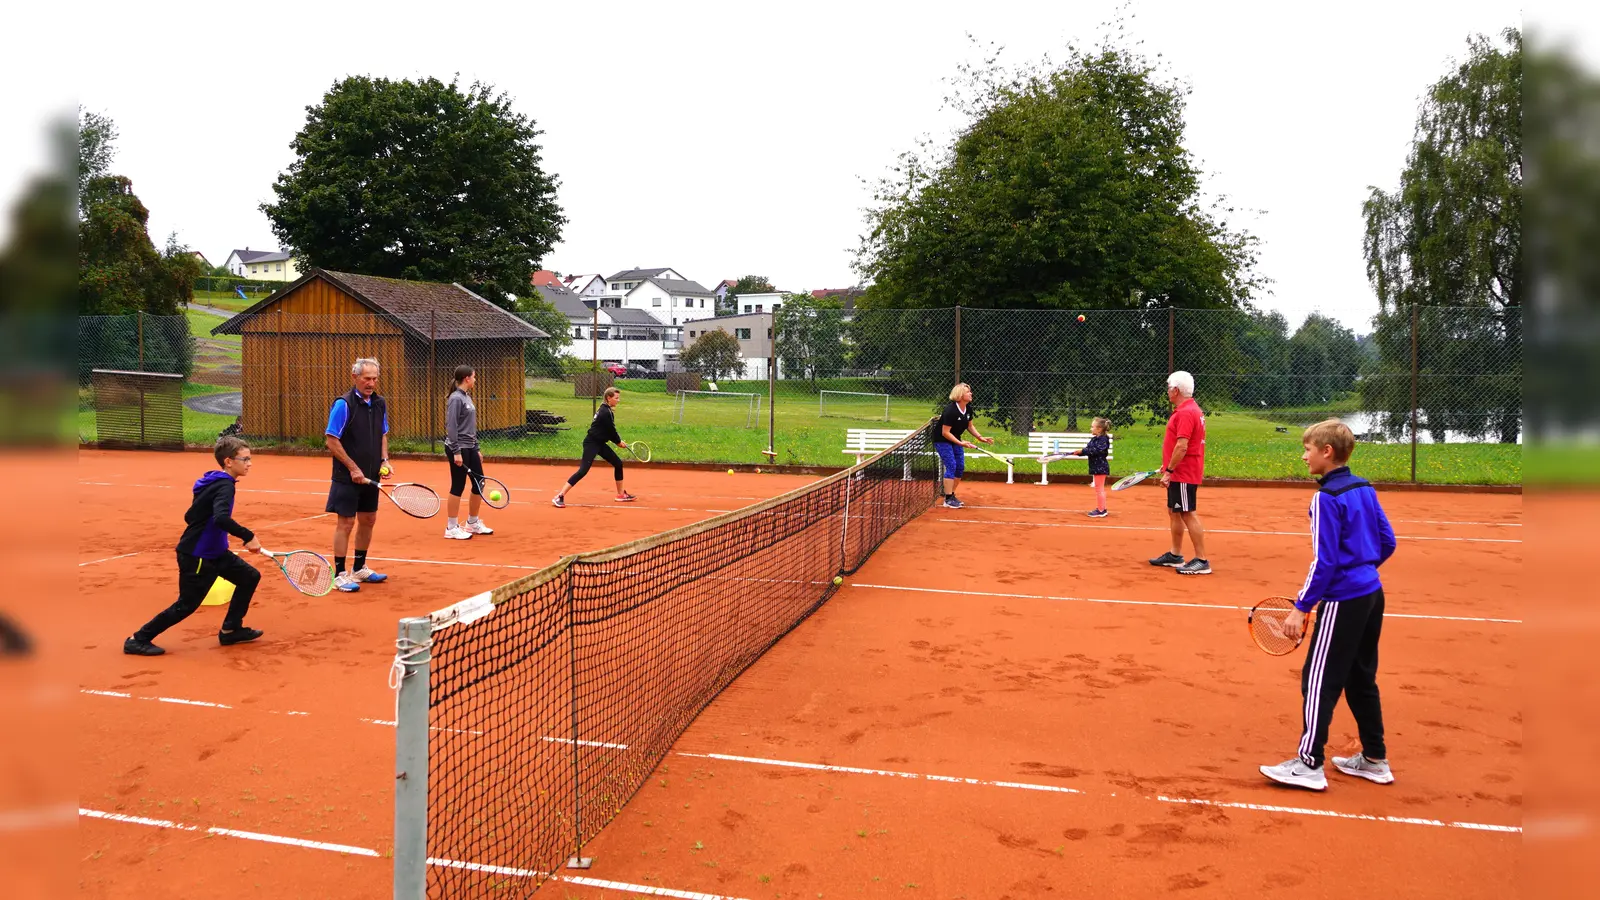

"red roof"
[531, 270, 563, 287]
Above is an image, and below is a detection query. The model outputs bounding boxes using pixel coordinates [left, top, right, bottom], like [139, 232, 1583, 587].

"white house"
[537, 284, 677, 370]
[563, 274, 606, 299]
[731, 291, 786, 316]
[223, 248, 299, 281]
[605, 267, 688, 296]
[619, 276, 716, 327]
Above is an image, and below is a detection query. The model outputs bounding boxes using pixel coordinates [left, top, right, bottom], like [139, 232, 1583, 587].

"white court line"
[82, 809, 751, 899]
[79, 552, 141, 567]
[851, 582, 1521, 624]
[80, 808, 378, 856]
[366, 556, 545, 570]
[257, 512, 332, 529]
[678, 752, 1520, 834]
[936, 517, 1522, 545]
[967, 504, 1522, 529]
[79, 688, 1519, 838]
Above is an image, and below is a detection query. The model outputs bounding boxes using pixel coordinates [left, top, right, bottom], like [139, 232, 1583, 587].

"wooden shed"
[212, 268, 548, 442]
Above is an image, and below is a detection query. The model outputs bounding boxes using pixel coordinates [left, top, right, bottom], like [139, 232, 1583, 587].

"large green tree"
[854, 42, 1260, 433]
[76, 110, 201, 379]
[264, 76, 565, 310]
[1362, 28, 1522, 443]
[679, 329, 745, 382]
[774, 294, 846, 385]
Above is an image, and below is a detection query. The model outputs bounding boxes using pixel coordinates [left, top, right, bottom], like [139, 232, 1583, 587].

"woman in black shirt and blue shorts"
[935, 382, 994, 509]
[553, 387, 636, 507]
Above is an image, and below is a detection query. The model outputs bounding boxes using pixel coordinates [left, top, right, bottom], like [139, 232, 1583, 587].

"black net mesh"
[420, 420, 939, 896]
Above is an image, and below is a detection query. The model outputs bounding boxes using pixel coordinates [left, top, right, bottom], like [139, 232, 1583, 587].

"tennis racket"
[464, 470, 511, 510]
[375, 481, 441, 518]
[968, 442, 1009, 465]
[622, 441, 652, 463]
[1110, 470, 1160, 491]
[1037, 438, 1078, 464]
[1249, 596, 1314, 656]
[263, 549, 335, 597]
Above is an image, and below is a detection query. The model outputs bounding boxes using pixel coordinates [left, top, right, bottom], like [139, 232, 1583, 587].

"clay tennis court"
[76, 448, 1520, 898]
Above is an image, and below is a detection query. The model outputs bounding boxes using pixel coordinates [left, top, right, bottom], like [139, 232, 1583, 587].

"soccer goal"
[819, 390, 891, 422]
[674, 390, 762, 427]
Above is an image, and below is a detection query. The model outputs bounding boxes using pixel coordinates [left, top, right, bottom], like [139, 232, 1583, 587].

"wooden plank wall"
[237, 278, 526, 441]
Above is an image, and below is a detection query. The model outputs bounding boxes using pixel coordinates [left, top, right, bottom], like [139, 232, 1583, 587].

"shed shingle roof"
[212, 269, 549, 341]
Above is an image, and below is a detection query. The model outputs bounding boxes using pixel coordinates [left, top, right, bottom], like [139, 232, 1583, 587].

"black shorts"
[1167, 481, 1199, 512]
[327, 481, 380, 517]
[447, 447, 484, 497]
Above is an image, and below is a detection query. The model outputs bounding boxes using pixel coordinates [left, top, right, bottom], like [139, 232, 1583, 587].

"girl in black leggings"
[553, 387, 635, 507]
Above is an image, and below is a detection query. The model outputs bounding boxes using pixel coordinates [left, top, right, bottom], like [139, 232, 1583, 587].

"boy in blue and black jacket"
[1260, 419, 1398, 792]
[124, 436, 267, 656]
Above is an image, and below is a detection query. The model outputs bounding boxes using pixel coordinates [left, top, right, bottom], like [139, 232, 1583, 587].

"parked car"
[603, 362, 627, 376]
[623, 363, 663, 379]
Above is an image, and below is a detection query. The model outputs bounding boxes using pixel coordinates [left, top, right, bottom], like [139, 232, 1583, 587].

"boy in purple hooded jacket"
[124, 436, 266, 656]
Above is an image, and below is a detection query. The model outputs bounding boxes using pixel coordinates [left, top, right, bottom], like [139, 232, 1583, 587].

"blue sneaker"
[942, 495, 963, 509]
[334, 572, 361, 592]
[354, 567, 388, 584]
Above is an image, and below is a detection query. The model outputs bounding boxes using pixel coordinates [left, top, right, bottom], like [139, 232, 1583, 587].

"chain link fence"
[77, 304, 1521, 482]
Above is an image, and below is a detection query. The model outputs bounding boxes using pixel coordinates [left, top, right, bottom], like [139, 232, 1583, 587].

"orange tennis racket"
[1248, 596, 1314, 656]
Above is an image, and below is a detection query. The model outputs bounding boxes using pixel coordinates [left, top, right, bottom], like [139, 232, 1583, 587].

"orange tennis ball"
[1077, 314, 1086, 323]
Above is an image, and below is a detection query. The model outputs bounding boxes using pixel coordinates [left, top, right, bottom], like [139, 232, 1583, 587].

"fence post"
[137, 311, 145, 370]
[768, 312, 776, 458]
[953, 305, 962, 384]
[429, 311, 437, 455]
[591, 304, 599, 417]
[567, 576, 592, 870]
[393, 616, 433, 900]
[1168, 307, 1175, 374]
[277, 308, 286, 440]
[1409, 305, 1419, 484]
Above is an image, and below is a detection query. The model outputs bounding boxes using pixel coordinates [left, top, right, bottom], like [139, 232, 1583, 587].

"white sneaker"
[1331, 753, 1394, 784]
[1260, 758, 1327, 791]
[352, 566, 387, 583]
[334, 571, 361, 593]
[444, 526, 472, 540]
[462, 520, 494, 535]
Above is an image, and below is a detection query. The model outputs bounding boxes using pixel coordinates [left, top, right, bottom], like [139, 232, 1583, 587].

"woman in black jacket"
[553, 387, 635, 507]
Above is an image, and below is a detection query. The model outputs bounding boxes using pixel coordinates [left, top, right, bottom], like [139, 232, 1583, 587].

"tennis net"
[392, 419, 940, 898]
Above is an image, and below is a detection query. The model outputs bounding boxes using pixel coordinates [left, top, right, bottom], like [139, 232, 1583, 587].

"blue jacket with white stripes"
[1294, 466, 1397, 613]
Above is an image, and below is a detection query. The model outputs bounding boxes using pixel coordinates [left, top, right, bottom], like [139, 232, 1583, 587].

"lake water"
[1290, 411, 1522, 445]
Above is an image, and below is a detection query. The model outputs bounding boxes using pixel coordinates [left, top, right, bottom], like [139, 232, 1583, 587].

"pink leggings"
[1093, 474, 1107, 510]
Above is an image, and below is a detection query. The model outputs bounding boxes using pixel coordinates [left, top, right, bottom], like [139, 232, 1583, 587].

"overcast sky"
[3, 0, 1566, 331]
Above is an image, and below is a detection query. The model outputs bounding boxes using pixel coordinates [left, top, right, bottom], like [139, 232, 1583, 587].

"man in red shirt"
[1149, 370, 1210, 575]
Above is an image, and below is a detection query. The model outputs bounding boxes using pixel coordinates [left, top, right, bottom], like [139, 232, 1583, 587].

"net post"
[566, 575, 592, 870]
[393, 616, 433, 900]
[1409, 304, 1419, 484]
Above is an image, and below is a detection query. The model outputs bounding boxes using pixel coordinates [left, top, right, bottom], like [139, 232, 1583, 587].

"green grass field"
[191, 290, 261, 313]
[78, 382, 239, 446]
[76, 375, 1521, 485]
[458, 380, 1520, 485]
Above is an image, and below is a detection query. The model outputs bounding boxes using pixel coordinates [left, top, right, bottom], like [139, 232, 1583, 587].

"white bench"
[841, 428, 1111, 485]
[842, 428, 921, 481]
[1028, 432, 1113, 485]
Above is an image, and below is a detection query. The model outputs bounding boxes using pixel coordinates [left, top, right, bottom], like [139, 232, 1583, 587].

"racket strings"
[1249, 597, 1307, 655]
[391, 484, 441, 518]
[283, 553, 334, 594]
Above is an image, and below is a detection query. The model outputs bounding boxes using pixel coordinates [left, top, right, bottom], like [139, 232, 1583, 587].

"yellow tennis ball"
[380, 465, 391, 476]
[833, 576, 843, 585]
[488, 490, 503, 502]
[727, 468, 734, 475]
[755, 467, 762, 474]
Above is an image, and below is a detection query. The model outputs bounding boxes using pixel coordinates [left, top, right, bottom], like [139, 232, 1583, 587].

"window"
[699, 298, 705, 308]
[736, 328, 751, 340]
[276, 263, 283, 271]
[652, 297, 662, 307]
[755, 304, 763, 313]
[744, 305, 752, 313]
[574, 327, 583, 338]
[767, 329, 773, 339]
